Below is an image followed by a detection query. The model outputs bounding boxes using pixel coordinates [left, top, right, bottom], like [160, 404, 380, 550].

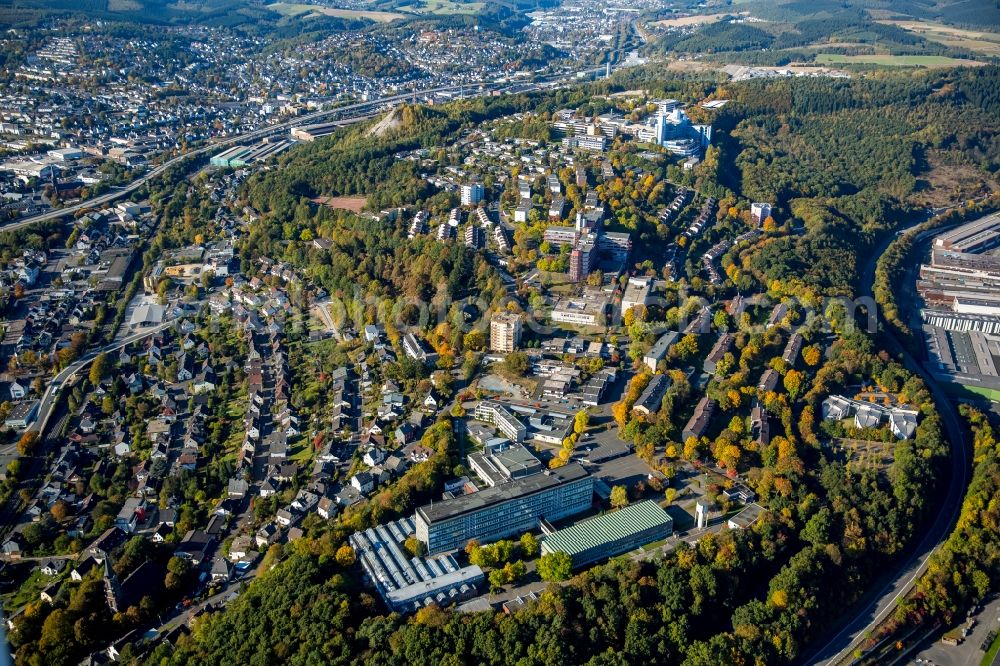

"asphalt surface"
[802, 213, 973, 666]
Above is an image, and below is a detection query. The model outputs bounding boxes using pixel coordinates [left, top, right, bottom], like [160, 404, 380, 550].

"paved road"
[803, 213, 973, 666]
[30, 321, 172, 436]
[1, 69, 607, 234]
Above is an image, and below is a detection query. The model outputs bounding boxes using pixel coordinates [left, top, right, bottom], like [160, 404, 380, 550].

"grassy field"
[651, 12, 726, 28]
[267, 2, 405, 21]
[815, 53, 984, 68]
[397, 0, 483, 15]
[945, 383, 1000, 403]
[879, 20, 1000, 58]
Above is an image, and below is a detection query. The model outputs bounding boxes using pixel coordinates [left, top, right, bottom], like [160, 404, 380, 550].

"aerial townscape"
[0, 0, 997, 664]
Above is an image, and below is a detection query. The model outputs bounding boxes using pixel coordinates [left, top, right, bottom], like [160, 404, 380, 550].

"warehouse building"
[541, 500, 673, 567]
[349, 516, 485, 613]
[415, 464, 593, 554]
[209, 140, 291, 168]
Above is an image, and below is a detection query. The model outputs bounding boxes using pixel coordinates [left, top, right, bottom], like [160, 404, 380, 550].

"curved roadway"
[803, 217, 972, 665]
[32, 322, 173, 436]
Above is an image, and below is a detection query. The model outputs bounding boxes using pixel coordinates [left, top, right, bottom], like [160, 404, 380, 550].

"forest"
[716, 66, 1000, 296]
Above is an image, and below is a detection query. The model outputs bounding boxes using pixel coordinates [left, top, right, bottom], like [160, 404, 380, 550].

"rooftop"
[416, 463, 589, 525]
[542, 500, 672, 559]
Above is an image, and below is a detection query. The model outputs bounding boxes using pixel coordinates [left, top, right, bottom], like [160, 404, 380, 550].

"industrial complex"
[919, 213, 1000, 392]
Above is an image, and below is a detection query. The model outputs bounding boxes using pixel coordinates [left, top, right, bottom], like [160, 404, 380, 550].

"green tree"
[537, 551, 572, 581]
[520, 532, 540, 558]
[503, 351, 529, 376]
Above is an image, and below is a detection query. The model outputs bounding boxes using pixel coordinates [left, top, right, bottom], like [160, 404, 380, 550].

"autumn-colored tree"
[463, 328, 486, 351]
[802, 345, 822, 366]
[610, 485, 628, 509]
[335, 545, 356, 567]
[413, 604, 449, 628]
[50, 500, 71, 522]
[89, 352, 109, 385]
[17, 431, 39, 456]
[783, 369, 804, 399]
[684, 436, 703, 461]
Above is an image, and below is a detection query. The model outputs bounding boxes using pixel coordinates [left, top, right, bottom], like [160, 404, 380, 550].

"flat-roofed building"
[552, 294, 605, 327]
[349, 516, 485, 613]
[490, 313, 522, 353]
[750, 202, 772, 225]
[597, 231, 632, 264]
[954, 295, 1000, 317]
[931, 213, 1000, 274]
[541, 500, 672, 567]
[415, 463, 593, 553]
[468, 443, 542, 487]
[621, 276, 653, 316]
[474, 401, 527, 443]
[544, 225, 578, 247]
[461, 183, 484, 206]
[568, 240, 595, 282]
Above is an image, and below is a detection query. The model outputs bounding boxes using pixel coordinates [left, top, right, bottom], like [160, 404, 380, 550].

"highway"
[803, 215, 972, 666]
[0, 68, 606, 234]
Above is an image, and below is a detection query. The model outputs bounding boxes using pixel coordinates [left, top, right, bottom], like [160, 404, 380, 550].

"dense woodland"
[715, 67, 1000, 296]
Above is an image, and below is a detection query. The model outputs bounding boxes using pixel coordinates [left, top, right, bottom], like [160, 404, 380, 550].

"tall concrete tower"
[695, 501, 709, 529]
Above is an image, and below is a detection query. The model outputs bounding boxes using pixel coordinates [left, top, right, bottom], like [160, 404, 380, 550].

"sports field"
[652, 13, 726, 28]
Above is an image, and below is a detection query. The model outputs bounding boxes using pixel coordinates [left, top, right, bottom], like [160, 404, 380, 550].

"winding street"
[802, 216, 972, 666]
[30, 322, 173, 436]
